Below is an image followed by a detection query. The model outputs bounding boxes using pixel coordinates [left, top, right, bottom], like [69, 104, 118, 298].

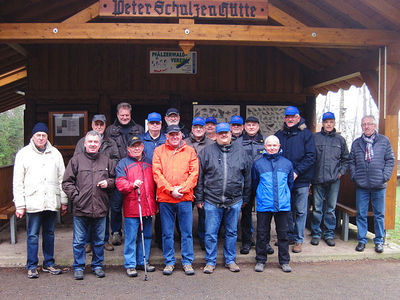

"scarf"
[361, 131, 376, 162]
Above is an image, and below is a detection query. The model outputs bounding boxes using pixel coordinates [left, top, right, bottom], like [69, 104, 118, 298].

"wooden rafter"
[62, 1, 99, 24]
[0, 66, 27, 87]
[268, 4, 306, 27]
[0, 23, 399, 48]
[363, 0, 400, 28]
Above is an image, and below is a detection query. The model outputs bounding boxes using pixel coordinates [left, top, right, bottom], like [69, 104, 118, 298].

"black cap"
[245, 116, 259, 123]
[128, 135, 143, 147]
[165, 125, 181, 133]
[166, 108, 179, 116]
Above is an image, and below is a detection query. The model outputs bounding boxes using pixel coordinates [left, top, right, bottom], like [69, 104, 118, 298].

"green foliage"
[0, 105, 25, 167]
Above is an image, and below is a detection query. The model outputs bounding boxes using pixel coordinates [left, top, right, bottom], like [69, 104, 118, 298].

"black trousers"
[256, 211, 290, 265]
[241, 197, 254, 246]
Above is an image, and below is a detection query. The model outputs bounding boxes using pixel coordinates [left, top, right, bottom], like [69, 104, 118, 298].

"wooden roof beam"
[0, 23, 399, 48]
[268, 4, 306, 27]
[0, 66, 27, 87]
[363, 0, 400, 28]
[62, 1, 100, 24]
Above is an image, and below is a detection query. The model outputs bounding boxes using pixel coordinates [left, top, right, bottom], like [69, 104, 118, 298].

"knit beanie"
[32, 122, 49, 136]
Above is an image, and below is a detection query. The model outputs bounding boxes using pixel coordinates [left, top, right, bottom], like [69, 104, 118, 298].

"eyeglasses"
[362, 123, 375, 127]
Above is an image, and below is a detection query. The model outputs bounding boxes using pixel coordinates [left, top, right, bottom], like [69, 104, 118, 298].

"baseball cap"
[147, 112, 162, 122]
[166, 125, 181, 133]
[192, 117, 205, 126]
[285, 106, 300, 116]
[205, 117, 217, 124]
[322, 112, 335, 121]
[92, 114, 106, 123]
[128, 135, 143, 147]
[216, 122, 231, 133]
[245, 116, 259, 123]
[230, 115, 243, 125]
[166, 108, 179, 116]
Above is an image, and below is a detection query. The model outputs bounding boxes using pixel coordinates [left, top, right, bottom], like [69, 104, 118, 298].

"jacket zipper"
[221, 151, 228, 204]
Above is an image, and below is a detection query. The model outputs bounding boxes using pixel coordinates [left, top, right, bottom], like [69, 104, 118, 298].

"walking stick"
[137, 188, 148, 281]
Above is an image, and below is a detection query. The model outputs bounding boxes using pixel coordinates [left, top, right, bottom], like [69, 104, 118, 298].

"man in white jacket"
[13, 122, 68, 279]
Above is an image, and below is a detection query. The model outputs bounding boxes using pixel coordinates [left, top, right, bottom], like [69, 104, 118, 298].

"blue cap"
[32, 122, 49, 136]
[285, 106, 300, 116]
[147, 112, 161, 122]
[92, 114, 106, 123]
[322, 112, 335, 121]
[205, 117, 217, 124]
[192, 117, 205, 126]
[216, 122, 231, 133]
[230, 115, 243, 125]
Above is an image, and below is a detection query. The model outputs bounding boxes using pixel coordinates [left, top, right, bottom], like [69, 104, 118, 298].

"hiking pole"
[137, 187, 148, 281]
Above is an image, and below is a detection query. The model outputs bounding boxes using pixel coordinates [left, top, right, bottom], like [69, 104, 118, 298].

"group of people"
[12, 102, 395, 280]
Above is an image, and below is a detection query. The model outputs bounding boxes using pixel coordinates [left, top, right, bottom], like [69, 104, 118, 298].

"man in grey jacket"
[310, 112, 349, 247]
[349, 115, 395, 253]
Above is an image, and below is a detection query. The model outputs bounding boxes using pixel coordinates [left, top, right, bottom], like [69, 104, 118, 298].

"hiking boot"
[42, 265, 62, 275]
[325, 238, 335, 247]
[355, 242, 365, 252]
[137, 264, 156, 272]
[225, 262, 240, 272]
[27, 268, 39, 279]
[85, 244, 92, 253]
[266, 244, 274, 255]
[281, 264, 292, 273]
[310, 237, 320, 246]
[254, 263, 265, 272]
[292, 242, 302, 253]
[183, 264, 195, 276]
[375, 243, 384, 253]
[126, 268, 138, 277]
[93, 268, 105, 278]
[111, 232, 122, 246]
[203, 264, 215, 274]
[240, 244, 251, 255]
[73, 270, 84, 280]
[104, 242, 114, 251]
[163, 265, 175, 275]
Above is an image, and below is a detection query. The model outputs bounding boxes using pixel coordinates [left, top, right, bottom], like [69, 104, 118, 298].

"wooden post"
[304, 95, 316, 133]
[24, 98, 36, 145]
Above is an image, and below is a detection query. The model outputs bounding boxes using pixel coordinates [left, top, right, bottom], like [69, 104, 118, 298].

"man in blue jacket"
[349, 115, 395, 253]
[252, 135, 294, 273]
[275, 106, 316, 253]
[311, 112, 349, 247]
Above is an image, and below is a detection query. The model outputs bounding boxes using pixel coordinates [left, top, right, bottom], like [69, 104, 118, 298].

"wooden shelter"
[0, 0, 399, 229]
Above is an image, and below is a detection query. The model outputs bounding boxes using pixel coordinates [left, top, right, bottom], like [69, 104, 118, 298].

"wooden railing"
[0, 165, 13, 208]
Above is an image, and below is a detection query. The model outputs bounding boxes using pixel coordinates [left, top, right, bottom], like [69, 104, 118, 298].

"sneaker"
[163, 265, 175, 275]
[240, 244, 251, 255]
[203, 264, 215, 274]
[355, 242, 365, 252]
[310, 237, 320, 246]
[111, 232, 122, 246]
[375, 243, 384, 253]
[137, 264, 156, 272]
[85, 244, 92, 253]
[42, 265, 62, 275]
[325, 238, 335, 247]
[225, 262, 240, 272]
[93, 268, 105, 278]
[281, 264, 292, 273]
[266, 244, 274, 255]
[254, 263, 265, 272]
[183, 264, 195, 275]
[73, 270, 84, 280]
[27, 268, 39, 279]
[292, 242, 302, 253]
[126, 268, 138, 277]
[104, 242, 114, 251]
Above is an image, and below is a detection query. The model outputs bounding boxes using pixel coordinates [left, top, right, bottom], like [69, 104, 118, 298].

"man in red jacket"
[115, 135, 158, 278]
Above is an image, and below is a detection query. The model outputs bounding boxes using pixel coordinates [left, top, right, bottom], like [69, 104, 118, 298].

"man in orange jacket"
[152, 125, 199, 276]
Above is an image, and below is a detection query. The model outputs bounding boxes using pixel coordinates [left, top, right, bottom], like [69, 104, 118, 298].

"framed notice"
[150, 51, 197, 74]
[193, 105, 240, 123]
[48, 111, 88, 149]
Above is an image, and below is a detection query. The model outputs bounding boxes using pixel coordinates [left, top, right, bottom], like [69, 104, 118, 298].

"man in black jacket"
[196, 123, 251, 274]
[105, 102, 144, 246]
[311, 112, 349, 247]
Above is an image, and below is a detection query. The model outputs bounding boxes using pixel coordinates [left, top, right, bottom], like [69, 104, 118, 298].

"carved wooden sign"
[99, 0, 268, 20]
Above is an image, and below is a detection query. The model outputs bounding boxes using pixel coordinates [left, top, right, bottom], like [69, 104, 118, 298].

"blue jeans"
[110, 188, 123, 235]
[73, 216, 106, 271]
[160, 201, 194, 266]
[288, 186, 309, 244]
[26, 211, 57, 270]
[356, 187, 386, 245]
[311, 180, 340, 240]
[204, 200, 242, 266]
[124, 216, 153, 269]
